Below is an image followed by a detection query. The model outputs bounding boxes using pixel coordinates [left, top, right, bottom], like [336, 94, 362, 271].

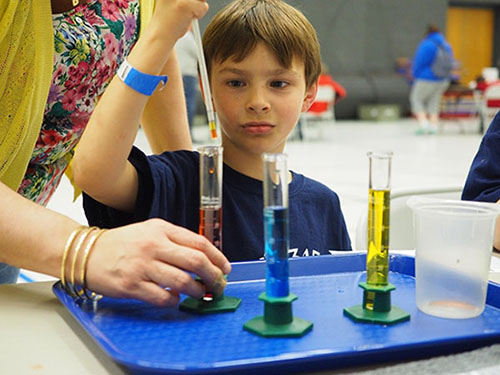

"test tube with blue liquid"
[243, 153, 312, 337]
[263, 153, 289, 298]
[179, 146, 241, 314]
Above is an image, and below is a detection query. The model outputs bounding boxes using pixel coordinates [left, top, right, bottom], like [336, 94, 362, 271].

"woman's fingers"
[154, 242, 224, 289]
[126, 281, 181, 307]
[147, 260, 206, 299]
[162, 221, 231, 274]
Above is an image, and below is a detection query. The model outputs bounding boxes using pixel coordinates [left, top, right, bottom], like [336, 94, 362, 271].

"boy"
[73, 0, 351, 262]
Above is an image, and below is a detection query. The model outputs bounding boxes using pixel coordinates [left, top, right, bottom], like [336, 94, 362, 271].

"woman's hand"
[85, 219, 231, 306]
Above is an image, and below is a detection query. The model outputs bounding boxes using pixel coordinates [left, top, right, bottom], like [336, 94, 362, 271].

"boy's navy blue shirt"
[84, 147, 351, 261]
[462, 112, 500, 203]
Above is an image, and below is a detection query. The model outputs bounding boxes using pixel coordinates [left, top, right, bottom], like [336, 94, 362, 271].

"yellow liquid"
[365, 291, 376, 311]
[366, 189, 390, 285]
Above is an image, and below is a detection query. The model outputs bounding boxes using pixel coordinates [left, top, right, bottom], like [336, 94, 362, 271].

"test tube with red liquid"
[180, 145, 240, 312]
[198, 146, 223, 250]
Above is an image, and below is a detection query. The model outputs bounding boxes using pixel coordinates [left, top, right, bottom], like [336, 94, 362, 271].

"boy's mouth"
[242, 122, 274, 134]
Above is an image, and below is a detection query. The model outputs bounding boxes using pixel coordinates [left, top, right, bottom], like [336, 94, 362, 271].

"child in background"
[73, 0, 351, 262]
[462, 112, 500, 251]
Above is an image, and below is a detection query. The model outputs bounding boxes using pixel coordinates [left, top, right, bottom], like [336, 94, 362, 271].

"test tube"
[366, 151, 393, 286]
[262, 153, 289, 298]
[199, 146, 223, 249]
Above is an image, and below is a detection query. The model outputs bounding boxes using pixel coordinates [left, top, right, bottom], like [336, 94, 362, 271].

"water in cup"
[416, 257, 488, 319]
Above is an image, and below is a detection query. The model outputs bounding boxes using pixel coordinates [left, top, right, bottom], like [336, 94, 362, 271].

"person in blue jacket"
[462, 112, 500, 251]
[410, 24, 453, 135]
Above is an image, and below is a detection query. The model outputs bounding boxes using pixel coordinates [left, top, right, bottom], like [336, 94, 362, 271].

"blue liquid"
[264, 206, 289, 298]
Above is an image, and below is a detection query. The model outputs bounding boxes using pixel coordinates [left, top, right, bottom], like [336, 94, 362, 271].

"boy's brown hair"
[203, 0, 322, 89]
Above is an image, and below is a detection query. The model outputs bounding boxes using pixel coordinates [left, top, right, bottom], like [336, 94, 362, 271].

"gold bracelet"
[80, 229, 106, 300]
[61, 226, 86, 294]
[69, 227, 98, 297]
[72, 0, 80, 7]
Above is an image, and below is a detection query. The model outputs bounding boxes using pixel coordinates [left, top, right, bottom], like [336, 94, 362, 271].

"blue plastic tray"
[53, 253, 500, 374]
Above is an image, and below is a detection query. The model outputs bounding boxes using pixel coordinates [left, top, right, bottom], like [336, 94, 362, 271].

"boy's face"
[210, 43, 317, 158]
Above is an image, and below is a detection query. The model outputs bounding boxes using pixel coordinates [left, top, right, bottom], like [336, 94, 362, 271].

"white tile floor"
[25, 117, 485, 282]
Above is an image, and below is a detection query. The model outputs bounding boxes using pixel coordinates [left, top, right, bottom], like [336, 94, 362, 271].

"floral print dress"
[17, 0, 140, 205]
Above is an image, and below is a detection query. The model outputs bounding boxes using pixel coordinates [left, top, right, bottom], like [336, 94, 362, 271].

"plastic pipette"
[191, 19, 218, 139]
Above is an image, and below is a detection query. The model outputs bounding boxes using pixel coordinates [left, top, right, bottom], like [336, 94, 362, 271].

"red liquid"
[199, 207, 222, 250]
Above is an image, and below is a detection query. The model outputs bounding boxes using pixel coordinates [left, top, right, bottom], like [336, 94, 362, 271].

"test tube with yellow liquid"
[344, 151, 410, 325]
[366, 152, 392, 286]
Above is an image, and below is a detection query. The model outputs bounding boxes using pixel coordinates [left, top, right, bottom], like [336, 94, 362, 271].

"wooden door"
[446, 7, 494, 85]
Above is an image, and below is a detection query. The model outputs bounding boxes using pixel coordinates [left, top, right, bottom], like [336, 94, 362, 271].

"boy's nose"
[246, 88, 270, 113]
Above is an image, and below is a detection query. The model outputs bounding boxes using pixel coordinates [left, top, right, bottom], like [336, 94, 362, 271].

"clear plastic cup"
[408, 197, 500, 319]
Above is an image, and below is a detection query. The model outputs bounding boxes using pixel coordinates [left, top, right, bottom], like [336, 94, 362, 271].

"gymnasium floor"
[23, 117, 485, 282]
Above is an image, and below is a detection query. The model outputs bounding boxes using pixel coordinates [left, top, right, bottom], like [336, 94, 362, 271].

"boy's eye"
[227, 80, 245, 88]
[270, 81, 288, 88]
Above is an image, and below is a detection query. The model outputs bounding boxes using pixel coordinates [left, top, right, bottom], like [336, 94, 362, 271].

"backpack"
[431, 42, 453, 79]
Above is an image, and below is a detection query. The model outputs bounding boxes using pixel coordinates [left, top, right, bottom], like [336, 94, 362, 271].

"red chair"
[296, 75, 344, 140]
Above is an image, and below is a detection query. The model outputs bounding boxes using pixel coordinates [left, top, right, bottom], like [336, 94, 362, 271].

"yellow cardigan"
[0, 0, 153, 191]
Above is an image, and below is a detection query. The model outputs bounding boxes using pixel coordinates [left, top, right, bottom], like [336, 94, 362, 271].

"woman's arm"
[0, 182, 78, 277]
[0, 182, 230, 306]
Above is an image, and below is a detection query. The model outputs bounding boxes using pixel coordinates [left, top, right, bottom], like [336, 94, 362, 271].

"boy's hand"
[85, 218, 231, 306]
[152, 0, 209, 42]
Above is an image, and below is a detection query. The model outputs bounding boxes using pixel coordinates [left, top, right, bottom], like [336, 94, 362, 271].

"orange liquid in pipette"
[209, 121, 218, 139]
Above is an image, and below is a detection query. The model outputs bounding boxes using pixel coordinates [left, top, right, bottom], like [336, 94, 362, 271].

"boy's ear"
[301, 82, 318, 112]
